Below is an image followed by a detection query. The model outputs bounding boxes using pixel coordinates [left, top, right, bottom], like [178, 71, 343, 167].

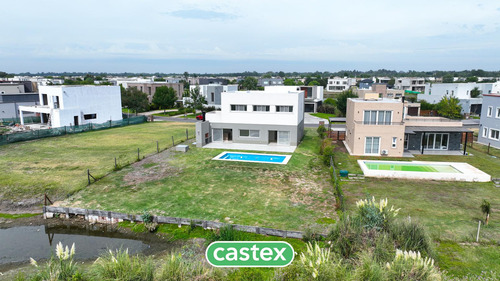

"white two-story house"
[18, 85, 122, 128]
[196, 90, 304, 151]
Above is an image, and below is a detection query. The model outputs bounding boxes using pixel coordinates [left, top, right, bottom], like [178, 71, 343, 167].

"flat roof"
[405, 126, 472, 134]
[350, 98, 403, 103]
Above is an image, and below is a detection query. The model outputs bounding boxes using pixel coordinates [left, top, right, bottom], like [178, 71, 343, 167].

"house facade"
[126, 82, 184, 102]
[257, 78, 284, 87]
[478, 94, 500, 149]
[394, 78, 426, 92]
[18, 85, 122, 128]
[196, 90, 304, 148]
[264, 85, 323, 113]
[327, 77, 357, 92]
[0, 83, 39, 119]
[345, 96, 470, 157]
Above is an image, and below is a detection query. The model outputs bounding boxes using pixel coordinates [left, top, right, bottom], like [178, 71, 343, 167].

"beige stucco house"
[345, 95, 472, 157]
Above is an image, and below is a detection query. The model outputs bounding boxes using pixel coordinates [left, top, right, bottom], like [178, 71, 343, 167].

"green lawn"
[0, 122, 195, 200]
[310, 113, 336, 119]
[332, 143, 500, 276]
[65, 128, 337, 231]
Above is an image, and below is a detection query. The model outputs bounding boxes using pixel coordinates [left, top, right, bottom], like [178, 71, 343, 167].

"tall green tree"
[436, 96, 462, 119]
[121, 86, 149, 114]
[442, 74, 454, 83]
[284, 78, 296, 86]
[239, 77, 258, 90]
[185, 86, 207, 111]
[470, 87, 481, 98]
[152, 86, 177, 112]
[335, 89, 358, 116]
[308, 80, 320, 86]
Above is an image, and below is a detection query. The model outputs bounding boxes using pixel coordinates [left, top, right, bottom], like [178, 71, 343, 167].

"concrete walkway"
[203, 142, 296, 153]
[304, 113, 328, 125]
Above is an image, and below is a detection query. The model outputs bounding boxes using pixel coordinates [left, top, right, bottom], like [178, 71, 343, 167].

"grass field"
[333, 143, 500, 276]
[309, 113, 336, 119]
[0, 122, 195, 200]
[65, 128, 337, 231]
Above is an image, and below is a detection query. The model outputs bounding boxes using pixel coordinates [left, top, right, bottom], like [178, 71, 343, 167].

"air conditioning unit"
[381, 150, 388, 155]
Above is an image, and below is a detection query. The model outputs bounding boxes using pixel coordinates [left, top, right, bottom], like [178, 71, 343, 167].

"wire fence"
[0, 116, 41, 125]
[330, 155, 345, 212]
[0, 116, 147, 146]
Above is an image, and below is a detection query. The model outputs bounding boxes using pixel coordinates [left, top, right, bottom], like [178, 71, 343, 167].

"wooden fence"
[43, 206, 306, 239]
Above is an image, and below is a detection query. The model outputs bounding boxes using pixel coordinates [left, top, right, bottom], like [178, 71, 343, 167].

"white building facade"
[264, 85, 323, 113]
[18, 85, 122, 128]
[327, 77, 357, 92]
[196, 90, 304, 149]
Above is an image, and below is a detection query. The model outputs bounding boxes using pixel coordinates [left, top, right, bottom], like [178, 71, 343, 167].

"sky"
[2, 0, 500, 73]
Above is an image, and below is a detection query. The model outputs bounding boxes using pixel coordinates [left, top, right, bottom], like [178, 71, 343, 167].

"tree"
[152, 86, 177, 112]
[308, 80, 320, 86]
[388, 78, 395, 88]
[470, 87, 481, 98]
[185, 86, 207, 112]
[465, 76, 478, 83]
[183, 71, 189, 80]
[284, 78, 296, 86]
[481, 200, 491, 225]
[335, 89, 358, 116]
[323, 98, 336, 106]
[436, 96, 462, 119]
[239, 77, 258, 90]
[442, 74, 454, 83]
[317, 124, 326, 139]
[121, 86, 149, 114]
[278, 71, 285, 78]
[419, 100, 435, 111]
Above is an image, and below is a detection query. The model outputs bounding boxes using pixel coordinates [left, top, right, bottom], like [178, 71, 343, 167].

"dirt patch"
[122, 142, 190, 186]
[0, 198, 42, 214]
[333, 140, 348, 153]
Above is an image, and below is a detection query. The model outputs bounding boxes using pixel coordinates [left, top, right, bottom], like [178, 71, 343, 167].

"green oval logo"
[206, 241, 295, 267]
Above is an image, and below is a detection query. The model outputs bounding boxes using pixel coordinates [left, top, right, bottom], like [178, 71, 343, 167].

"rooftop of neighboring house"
[350, 97, 403, 103]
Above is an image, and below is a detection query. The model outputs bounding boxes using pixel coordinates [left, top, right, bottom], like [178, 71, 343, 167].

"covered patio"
[404, 126, 473, 156]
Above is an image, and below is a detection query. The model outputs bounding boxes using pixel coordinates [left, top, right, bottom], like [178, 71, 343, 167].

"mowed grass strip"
[0, 122, 195, 200]
[67, 129, 337, 231]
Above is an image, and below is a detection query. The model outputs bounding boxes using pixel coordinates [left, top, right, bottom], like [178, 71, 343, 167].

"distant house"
[125, 82, 184, 103]
[477, 94, 500, 149]
[327, 77, 357, 92]
[394, 78, 426, 93]
[257, 78, 283, 87]
[198, 78, 228, 85]
[264, 85, 323, 113]
[196, 90, 304, 150]
[188, 84, 239, 108]
[345, 94, 471, 157]
[18, 85, 122, 128]
[421, 82, 500, 115]
[358, 79, 374, 89]
[354, 83, 405, 100]
[0, 83, 39, 119]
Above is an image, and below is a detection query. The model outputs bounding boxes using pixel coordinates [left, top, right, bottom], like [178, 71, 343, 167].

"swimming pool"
[358, 160, 491, 182]
[212, 151, 292, 165]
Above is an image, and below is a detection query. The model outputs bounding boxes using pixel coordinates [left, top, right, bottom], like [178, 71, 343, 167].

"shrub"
[27, 242, 82, 281]
[91, 249, 154, 281]
[356, 197, 400, 230]
[322, 145, 335, 166]
[303, 227, 323, 243]
[352, 251, 387, 281]
[274, 242, 348, 281]
[317, 124, 327, 139]
[208, 224, 241, 242]
[390, 220, 434, 258]
[141, 210, 153, 223]
[385, 249, 441, 281]
[317, 104, 336, 114]
[327, 216, 364, 258]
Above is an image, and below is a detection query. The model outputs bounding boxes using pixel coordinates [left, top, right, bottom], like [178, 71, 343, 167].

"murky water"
[0, 223, 165, 271]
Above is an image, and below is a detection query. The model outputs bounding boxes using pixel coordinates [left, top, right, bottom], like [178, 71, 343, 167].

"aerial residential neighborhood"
[0, 1, 499, 280]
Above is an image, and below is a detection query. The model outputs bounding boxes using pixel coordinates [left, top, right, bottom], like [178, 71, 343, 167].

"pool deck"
[358, 160, 491, 182]
[203, 142, 296, 153]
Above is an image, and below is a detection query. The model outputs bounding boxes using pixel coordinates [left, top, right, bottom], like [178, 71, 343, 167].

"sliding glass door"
[421, 133, 449, 150]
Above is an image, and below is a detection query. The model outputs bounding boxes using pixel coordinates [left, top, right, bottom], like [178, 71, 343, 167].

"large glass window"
[213, 129, 222, 142]
[276, 106, 293, 112]
[278, 131, 290, 145]
[253, 105, 270, 112]
[422, 133, 449, 150]
[363, 110, 392, 125]
[240, 129, 259, 138]
[231, 104, 247, 111]
[365, 137, 380, 154]
[490, 129, 500, 140]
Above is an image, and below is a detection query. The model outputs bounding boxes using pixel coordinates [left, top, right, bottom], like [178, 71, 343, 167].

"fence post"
[114, 157, 117, 169]
[172, 136, 175, 146]
[476, 220, 481, 242]
[137, 148, 140, 161]
[64, 126, 67, 135]
[157, 141, 159, 153]
[87, 169, 91, 185]
[109, 120, 112, 128]
[488, 143, 490, 154]
[186, 129, 188, 139]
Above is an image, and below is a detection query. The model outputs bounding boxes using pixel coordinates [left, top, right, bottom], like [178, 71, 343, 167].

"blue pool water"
[219, 152, 287, 164]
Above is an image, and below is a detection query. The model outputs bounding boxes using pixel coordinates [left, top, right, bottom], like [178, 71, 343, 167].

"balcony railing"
[354, 120, 404, 125]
